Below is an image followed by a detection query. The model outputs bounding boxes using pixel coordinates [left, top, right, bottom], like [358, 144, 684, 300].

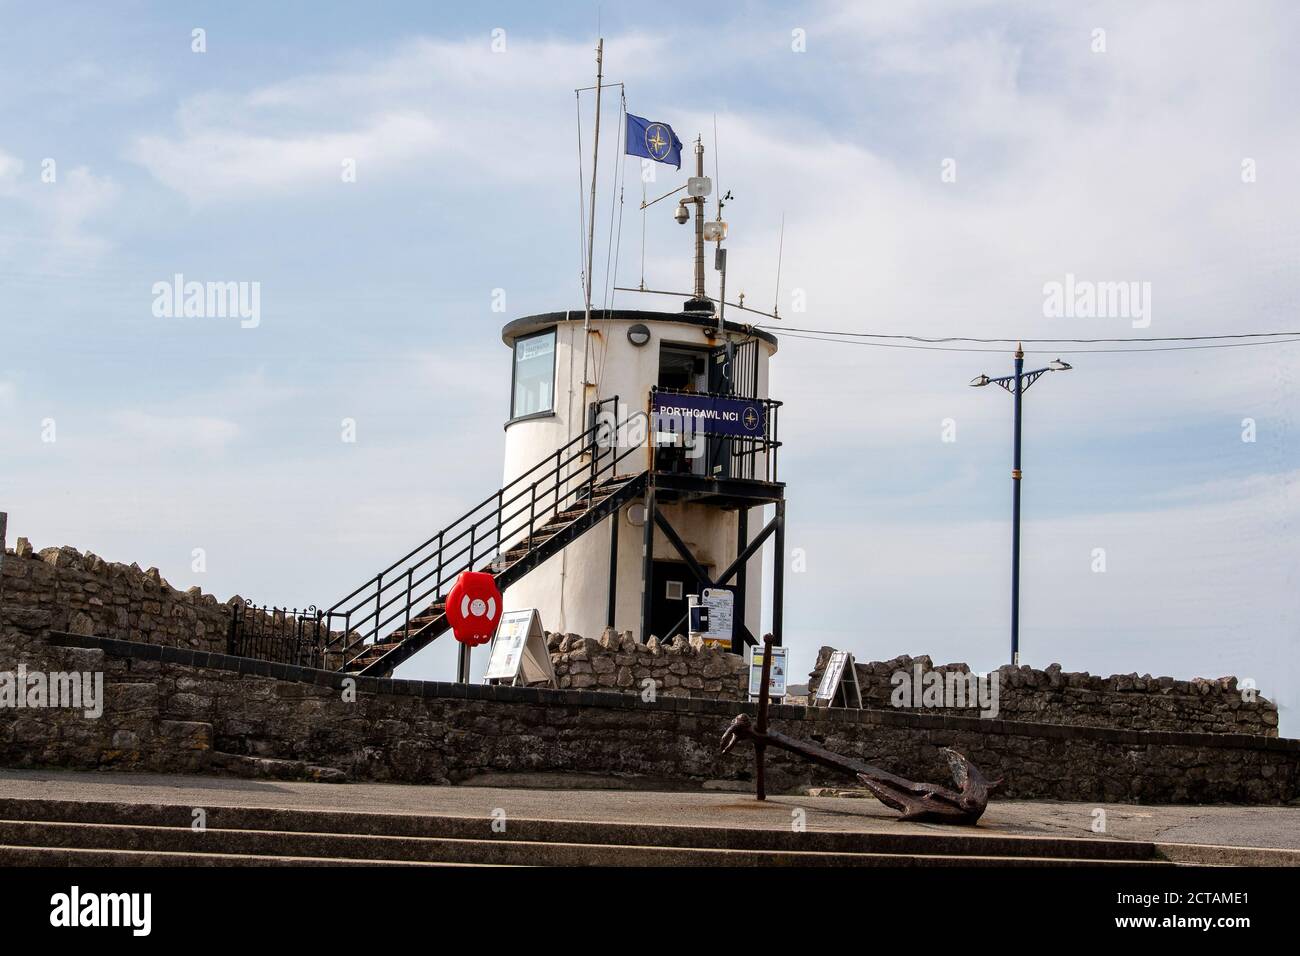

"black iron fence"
[228, 601, 329, 669]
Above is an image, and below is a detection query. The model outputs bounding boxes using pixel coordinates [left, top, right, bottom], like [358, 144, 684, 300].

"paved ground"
[2, 768, 1297, 850]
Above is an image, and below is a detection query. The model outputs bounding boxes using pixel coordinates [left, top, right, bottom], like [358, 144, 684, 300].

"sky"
[1, 1, 1296, 733]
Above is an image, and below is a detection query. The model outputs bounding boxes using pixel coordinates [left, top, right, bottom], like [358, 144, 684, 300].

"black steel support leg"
[733, 508, 748, 654]
[640, 483, 655, 643]
[607, 507, 619, 629]
[772, 500, 785, 647]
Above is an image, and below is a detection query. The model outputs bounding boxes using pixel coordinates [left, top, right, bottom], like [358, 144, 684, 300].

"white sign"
[747, 644, 788, 699]
[688, 587, 734, 648]
[814, 649, 862, 707]
[484, 609, 557, 687]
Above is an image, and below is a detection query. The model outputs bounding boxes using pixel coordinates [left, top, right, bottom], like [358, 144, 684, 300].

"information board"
[747, 644, 788, 699]
[814, 649, 862, 707]
[688, 587, 735, 648]
[484, 609, 558, 687]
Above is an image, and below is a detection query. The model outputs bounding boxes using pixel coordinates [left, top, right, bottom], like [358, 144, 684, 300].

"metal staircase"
[321, 399, 646, 677]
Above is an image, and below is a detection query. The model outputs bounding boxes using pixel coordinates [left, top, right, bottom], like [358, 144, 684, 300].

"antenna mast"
[773, 212, 785, 320]
[581, 37, 604, 387]
[691, 137, 707, 308]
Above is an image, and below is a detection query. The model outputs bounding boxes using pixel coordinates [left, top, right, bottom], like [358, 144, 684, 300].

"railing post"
[529, 482, 537, 543]
[405, 568, 413, 636]
[497, 489, 504, 556]
[437, 531, 445, 594]
[316, 609, 325, 669]
[772, 404, 779, 483]
[373, 574, 382, 647]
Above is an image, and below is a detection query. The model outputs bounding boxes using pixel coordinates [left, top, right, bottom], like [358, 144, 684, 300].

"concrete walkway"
[2, 768, 1297, 851]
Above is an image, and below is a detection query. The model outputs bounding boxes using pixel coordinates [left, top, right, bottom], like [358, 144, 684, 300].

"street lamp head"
[1048, 358, 1072, 371]
[969, 374, 991, 387]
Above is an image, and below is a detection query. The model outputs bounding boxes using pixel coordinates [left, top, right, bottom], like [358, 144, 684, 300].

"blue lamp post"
[970, 344, 1072, 666]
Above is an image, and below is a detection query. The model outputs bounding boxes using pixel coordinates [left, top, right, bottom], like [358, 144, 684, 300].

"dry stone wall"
[548, 630, 748, 701]
[2, 541, 233, 655]
[808, 649, 1278, 738]
[1, 541, 344, 668]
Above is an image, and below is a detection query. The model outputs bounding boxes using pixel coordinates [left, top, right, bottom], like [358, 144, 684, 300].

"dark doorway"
[658, 344, 708, 391]
[649, 559, 709, 641]
[655, 345, 709, 475]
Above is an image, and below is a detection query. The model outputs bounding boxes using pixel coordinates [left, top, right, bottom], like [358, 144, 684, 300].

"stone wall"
[2, 608, 1296, 804]
[547, 630, 748, 701]
[1, 541, 233, 655]
[807, 650, 1278, 738]
[0, 536, 1280, 745]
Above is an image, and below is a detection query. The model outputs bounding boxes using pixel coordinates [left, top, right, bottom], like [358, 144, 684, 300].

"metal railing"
[228, 601, 328, 669]
[320, 397, 647, 668]
[650, 386, 782, 483]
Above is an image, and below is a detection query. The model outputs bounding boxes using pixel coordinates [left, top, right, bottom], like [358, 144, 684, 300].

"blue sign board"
[651, 392, 766, 439]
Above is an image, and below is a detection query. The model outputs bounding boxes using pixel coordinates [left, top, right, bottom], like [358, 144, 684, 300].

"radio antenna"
[713, 113, 722, 218]
[581, 37, 603, 388]
[772, 212, 785, 320]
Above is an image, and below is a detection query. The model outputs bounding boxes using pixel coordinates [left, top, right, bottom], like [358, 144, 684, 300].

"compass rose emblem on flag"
[625, 113, 683, 169]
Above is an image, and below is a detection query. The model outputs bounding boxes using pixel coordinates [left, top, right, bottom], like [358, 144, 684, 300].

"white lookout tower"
[498, 303, 783, 651]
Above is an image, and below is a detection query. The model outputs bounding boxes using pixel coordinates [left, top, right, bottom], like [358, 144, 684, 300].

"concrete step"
[0, 797, 1168, 866]
[0, 844, 461, 866]
[0, 820, 1167, 867]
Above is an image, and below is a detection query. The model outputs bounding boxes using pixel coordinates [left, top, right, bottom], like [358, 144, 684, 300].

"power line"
[776, 330, 1300, 355]
[760, 325, 1300, 345]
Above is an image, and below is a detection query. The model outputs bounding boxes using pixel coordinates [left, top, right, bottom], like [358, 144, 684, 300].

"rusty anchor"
[720, 712, 997, 824]
[723, 636, 998, 825]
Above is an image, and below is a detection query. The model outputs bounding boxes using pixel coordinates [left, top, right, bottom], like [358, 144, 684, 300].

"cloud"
[109, 411, 240, 454]
[132, 112, 439, 202]
[129, 34, 676, 204]
[0, 148, 121, 265]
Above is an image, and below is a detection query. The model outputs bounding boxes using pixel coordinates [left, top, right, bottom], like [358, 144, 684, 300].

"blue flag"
[625, 113, 683, 169]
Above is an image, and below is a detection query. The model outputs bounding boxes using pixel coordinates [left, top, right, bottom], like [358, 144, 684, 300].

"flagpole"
[581, 37, 603, 389]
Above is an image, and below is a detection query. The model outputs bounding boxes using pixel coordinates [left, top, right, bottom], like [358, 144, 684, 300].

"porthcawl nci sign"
[651, 391, 765, 439]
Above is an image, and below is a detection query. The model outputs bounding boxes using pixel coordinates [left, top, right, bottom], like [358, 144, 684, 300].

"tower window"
[511, 328, 556, 419]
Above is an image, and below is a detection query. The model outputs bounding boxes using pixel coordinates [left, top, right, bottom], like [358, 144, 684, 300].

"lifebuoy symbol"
[460, 595, 496, 621]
